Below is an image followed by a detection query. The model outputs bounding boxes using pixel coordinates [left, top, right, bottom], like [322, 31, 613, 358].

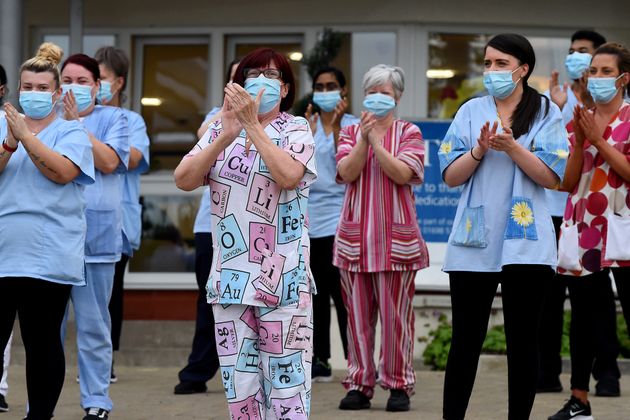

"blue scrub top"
[120, 109, 150, 255]
[307, 113, 359, 238]
[0, 117, 95, 285]
[543, 88, 577, 217]
[81, 105, 129, 263]
[438, 95, 568, 272]
[193, 106, 221, 234]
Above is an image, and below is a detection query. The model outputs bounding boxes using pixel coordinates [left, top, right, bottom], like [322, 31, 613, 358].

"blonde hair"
[19, 42, 64, 88]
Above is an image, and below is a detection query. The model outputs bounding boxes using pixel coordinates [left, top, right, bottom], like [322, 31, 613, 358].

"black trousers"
[178, 232, 220, 383]
[0, 277, 71, 420]
[568, 267, 630, 391]
[310, 235, 348, 361]
[538, 217, 620, 384]
[443, 265, 553, 420]
[109, 253, 129, 352]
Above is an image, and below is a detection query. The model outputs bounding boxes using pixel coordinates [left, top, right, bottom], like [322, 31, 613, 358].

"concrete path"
[1, 364, 630, 419]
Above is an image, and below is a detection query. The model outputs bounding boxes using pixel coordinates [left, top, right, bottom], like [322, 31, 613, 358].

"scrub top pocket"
[504, 197, 538, 240]
[390, 222, 423, 263]
[85, 208, 118, 256]
[451, 206, 488, 248]
[335, 219, 362, 263]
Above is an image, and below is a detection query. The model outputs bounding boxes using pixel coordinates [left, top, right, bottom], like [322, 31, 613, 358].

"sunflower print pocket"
[451, 206, 488, 248]
[504, 197, 538, 240]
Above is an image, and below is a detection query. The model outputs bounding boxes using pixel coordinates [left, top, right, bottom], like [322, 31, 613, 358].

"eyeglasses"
[244, 68, 282, 79]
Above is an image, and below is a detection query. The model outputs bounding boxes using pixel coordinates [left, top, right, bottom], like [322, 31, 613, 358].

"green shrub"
[421, 311, 629, 371]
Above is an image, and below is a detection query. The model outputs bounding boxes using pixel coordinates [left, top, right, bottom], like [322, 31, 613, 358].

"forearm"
[21, 134, 80, 184]
[561, 147, 584, 192]
[128, 147, 143, 170]
[245, 122, 304, 190]
[337, 137, 369, 183]
[174, 133, 232, 191]
[90, 133, 121, 174]
[595, 140, 630, 182]
[507, 144, 559, 188]
[443, 147, 483, 187]
[371, 143, 414, 185]
[0, 149, 13, 173]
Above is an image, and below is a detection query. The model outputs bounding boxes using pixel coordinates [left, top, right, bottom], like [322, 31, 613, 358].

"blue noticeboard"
[413, 120, 463, 243]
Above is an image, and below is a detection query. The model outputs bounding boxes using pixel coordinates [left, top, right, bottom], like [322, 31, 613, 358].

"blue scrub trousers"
[64, 263, 114, 412]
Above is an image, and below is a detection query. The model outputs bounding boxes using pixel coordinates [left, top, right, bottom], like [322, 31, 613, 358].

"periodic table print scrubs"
[185, 111, 317, 419]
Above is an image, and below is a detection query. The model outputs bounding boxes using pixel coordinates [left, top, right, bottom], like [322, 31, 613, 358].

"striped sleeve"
[396, 121, 425, 185]
[335, 124, 358, 183]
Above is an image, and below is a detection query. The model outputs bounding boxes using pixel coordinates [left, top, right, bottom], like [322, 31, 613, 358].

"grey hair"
[362, 64, 405, 99]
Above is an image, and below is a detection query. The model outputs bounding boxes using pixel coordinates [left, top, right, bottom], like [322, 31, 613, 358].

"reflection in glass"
[130, 195, 200, 273]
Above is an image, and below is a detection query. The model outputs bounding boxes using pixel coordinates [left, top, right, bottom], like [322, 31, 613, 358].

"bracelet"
[2, 139, 17, 153]
[470, 147, 482, 162]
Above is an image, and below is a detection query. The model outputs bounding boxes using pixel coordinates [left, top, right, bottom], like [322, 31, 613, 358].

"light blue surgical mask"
[587, 74, 625, 104]
[363, 93, 396, 117]
[244, 76, 281, 114]
[62, 83, 95, 112]
[565, 52, 592, 80]
[312, 91, 341, 112]
[483, 67, 522, 100]
[97, 81, 113, 104]
[19, 91, 56, 119]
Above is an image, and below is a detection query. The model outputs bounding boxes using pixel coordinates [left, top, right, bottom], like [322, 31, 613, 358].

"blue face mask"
[19, 91, 56, 119]
[244, 76, 281, 114]
[97, 81, 113, 104]
[587, 74, 625, 104]
[363, 93, 396, 117]
[565, 52, 592, 80]
[483, 67, 522, 100]
[62, 83, 95, 112]
[312, 91, 341, 112]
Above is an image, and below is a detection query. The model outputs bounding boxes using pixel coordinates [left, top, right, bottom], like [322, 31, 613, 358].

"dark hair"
[94, 46, 129, 91]
[0, 65, 6, 105]
[61, 54, 100, 82]
[232, 48, 295, 112]
[593, 42, 630, 96]
[571, 30, 607, 49]
[311, 66, 347, 90]
[485, 33, 549, 139]
[225, 58, 241, 85]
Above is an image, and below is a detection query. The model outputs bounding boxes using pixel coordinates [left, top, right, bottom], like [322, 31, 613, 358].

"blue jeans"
[63, 263, 114, 411]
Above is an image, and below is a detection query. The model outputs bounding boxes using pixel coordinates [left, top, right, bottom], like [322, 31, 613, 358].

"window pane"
[141, 43, 208, 171]
[129, 195, 198, 273]
[428, 33, 573, 118]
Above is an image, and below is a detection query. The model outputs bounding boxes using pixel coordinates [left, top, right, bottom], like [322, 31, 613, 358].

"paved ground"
[2, 364, 630, 419]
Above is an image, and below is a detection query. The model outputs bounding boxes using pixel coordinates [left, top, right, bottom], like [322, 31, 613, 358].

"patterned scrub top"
[185, 112, 318, 307]
[333, 119, 429, 273]
[559, 103, 630, 275]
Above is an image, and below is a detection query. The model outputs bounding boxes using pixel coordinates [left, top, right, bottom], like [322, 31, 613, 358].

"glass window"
[139, 42, 209, 171]
[43, 34, 116, 57]
[427, 32, 569, 119]
[129, 194, 199, 273]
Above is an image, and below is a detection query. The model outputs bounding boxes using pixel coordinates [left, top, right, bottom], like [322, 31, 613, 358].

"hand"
[549, 70, 568, 109]
[577, 107, 602, 147]
[219, 95, 243, 141]
[223, 82, 260, 128]
[489, 125, 517, 153]
[305, 103, 319, 135]
[477, 121, 497, 155]
[4, 103, 30, 142]
[359, 111, 378, 145]
[331, 97, 348, 131]
[572, 105, 585, 147]
[63, 90, 80, 120]
[575, 74, 594, 109]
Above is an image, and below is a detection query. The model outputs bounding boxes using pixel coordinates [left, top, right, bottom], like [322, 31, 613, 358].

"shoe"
[173, 381, 207, 394]
[595, 376, 620, 397]
[386, 389, 410, 412]
[311, 358, 332, 383]
[339, 390, 370, 410]
[83, 407, 109, 419]
[548, 396, 594, 420]
[110, 364, 118, 384]
[0, 394, 8, 412]
[537, 377, 563, 393]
